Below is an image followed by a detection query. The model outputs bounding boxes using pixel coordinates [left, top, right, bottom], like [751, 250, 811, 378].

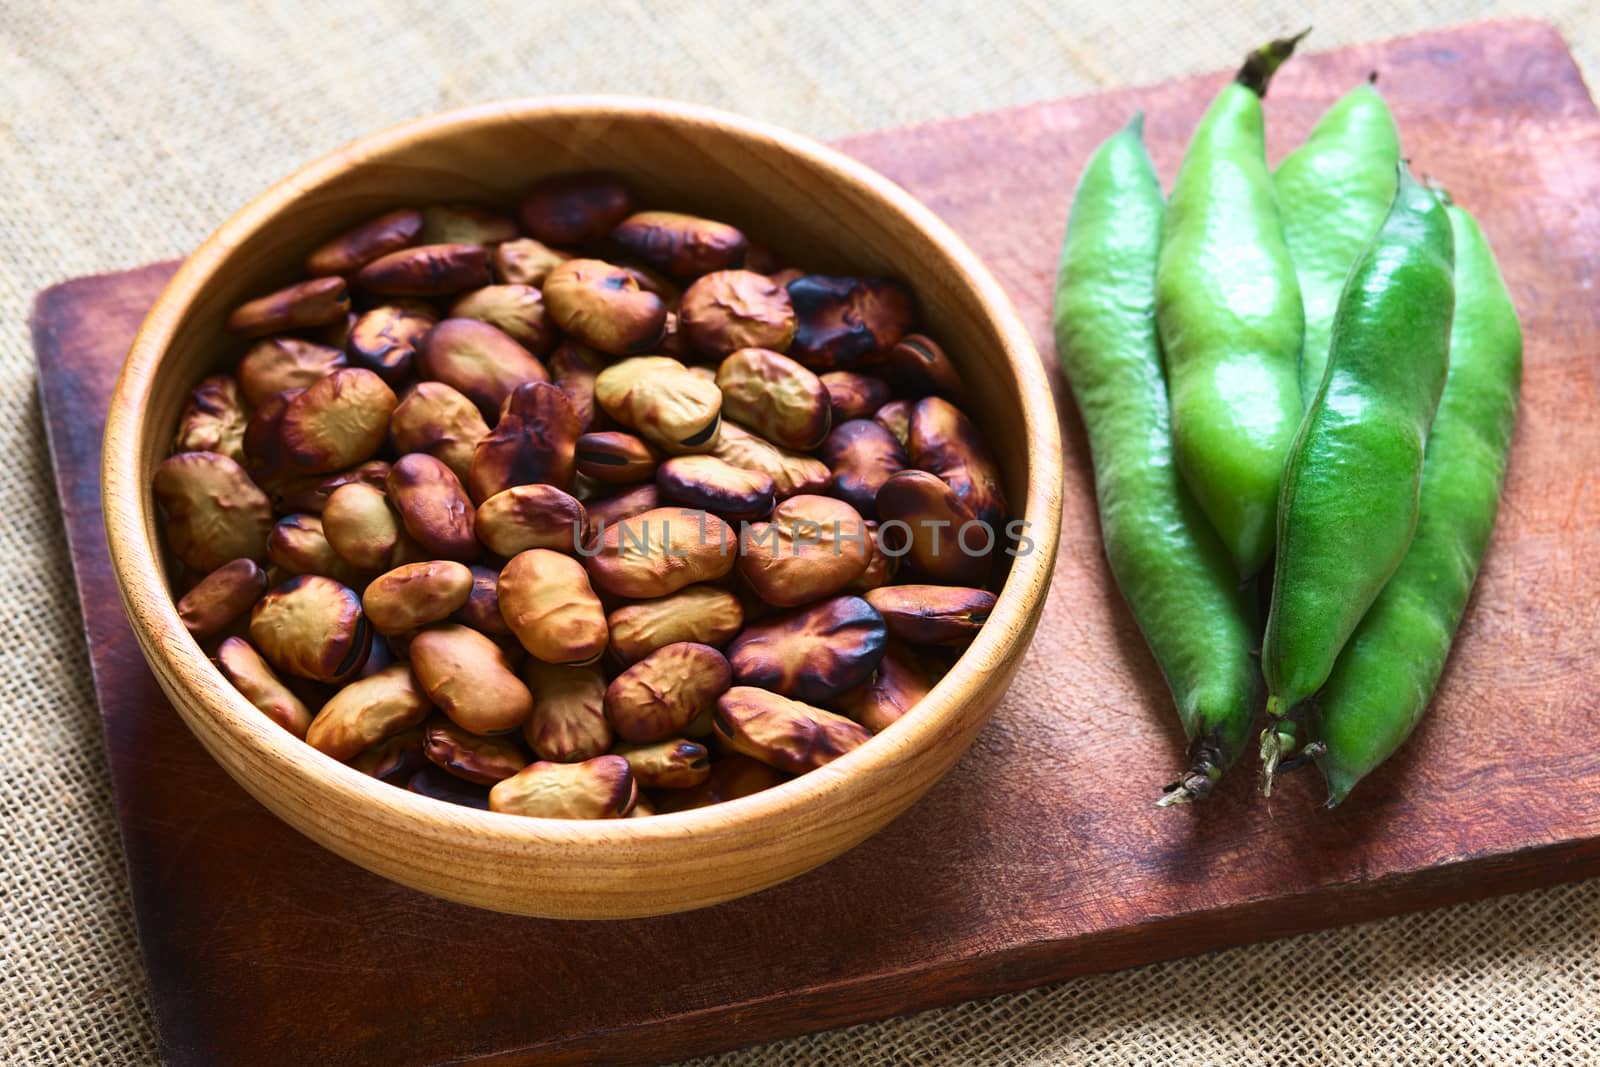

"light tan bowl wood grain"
[101, 97, 1063, 918]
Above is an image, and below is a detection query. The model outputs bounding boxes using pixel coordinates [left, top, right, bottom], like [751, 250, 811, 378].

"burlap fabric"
[3, 2, 1596, 1063]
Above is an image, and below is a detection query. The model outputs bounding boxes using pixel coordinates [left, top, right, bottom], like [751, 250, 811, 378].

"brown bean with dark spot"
[467, 381, 582, 501]
[449, 284, 556, 354]
[248, 574, 371, 683]
[610, 210, 748, 279]
[584, 506, 737, 599]
[874, 470, 990, 585]
[305, 209, 423, 277]
[389, 381, 489, 485]
[614, 739, 710, 789]
[874, 398, 912, 448]
[474, 484, 586, 557]
[575, 431, 659, 484]
[362, 560, 474, 634]
[422, 718, 528, 784]
[267, 513, 366, 585]
[832, 642, 938, 733]
[273, 460, 389, 515]
[522, 661, 612, 762]
[820, 371, 892, 425]
[387, 453, 479, 562]
[543, 258, 668, 356]
[656, 454, 775, 522]
[177, 558, 268, 640]
[306, 662, 432, 761]
[583, 483, 660, 531]
[498, 548, 609, 665]
[604, 642, 732, 743]
[678, 270, 796, 357]
[321, 483, 402, 571]
[715, 347, 831, 451]
[216, 636, 313, 738]
[416, 317, 550, 421]
[154, 451, 273, 572]
[865, 584, 996, 646]
[494, 237, 569, 286]
[417, 203, 520, 248]
[710, 422, 831, 500]
[356, 242, 490, 296]
[452, 563, 512, 637]
[819, 419, 906, 519]
[348, 302, 436, 385]
[174, 375, 248, 464]
[908, 397, 1007, 527]
[546, 341, 605, 431]
[605, 585, 743, 664]
[227, 276, 350, 338]
[725, 594, 886, 703]
[350, 725, 427, 781]
[785, 275, 913, 370]
[713, 686, 870, 773]
[409, 623, 533, 734]
[736, 495, 872, 607]
[237, 337, 346, 408]
[594, 356, 722, 454]
[489, 755, 636, 819]
[517, 171, 634, 246]
[279, 368, 397, 474]
[887, 332, 963, 396]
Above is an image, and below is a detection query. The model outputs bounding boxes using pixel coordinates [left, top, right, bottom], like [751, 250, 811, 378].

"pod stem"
[1235, 29, 1311, 97]
[1259, 720, 1298, 796]
[1157, 737, 1227, 807]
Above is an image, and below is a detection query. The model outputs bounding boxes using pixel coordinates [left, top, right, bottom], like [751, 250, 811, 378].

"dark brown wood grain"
[32, 19, 1600, 1067]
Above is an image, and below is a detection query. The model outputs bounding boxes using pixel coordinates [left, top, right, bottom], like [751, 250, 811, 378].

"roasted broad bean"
[546, 341, 604, 430]
[725, 595, 885, 703]
[178, 558, 268, 639]
[450, 284, 556, 354]
[584, 483, 661, 530]
[348, 302, 436, 384]
[614, 739, 710, 788]
[475, 484, 587, 556]
[543, 258, 668, 356]
[417, 203, 520, 248]
[306, 209, 423, 277]
[820, 371, 892, 424]
[653, 752, 784, 811]
[576, 431, 659, 484]
[656, 454, 775, 522]
[267, 513, 365, 584]
[356, 242, 491, 295]
[389, 380, 490, 485]
[864, 584, 995, 645]
[713, 686, 870, 773]
[874, 470, 990, 585]
[408, 623, 533, 734]
[306, 662, 431, 761]
[350, 725, 427, 781]
[595, 356, 723, 454]
[610, 210, 747, 279]
[322, 483, 402, 571]
[363, 561, 474, 634]
[154, 451, 273, 572]
[736, 495, 872, 607]
[216, 636, 313, 737]
[237, 337, 346, 409]
[279, 368, 397, 474]
[908, 397, 1007, 526]
[416, 317, 550, 421]
[174, 375, 248, 464]
[248, 574, 371, 683]
[494, 237, 569, 286]
[227, 276, 350, 338]
[820, 419, 906, 518]
[584, 506, 737, 598]
[678, 270, 796, 357]
[847, 523, 896, 592]
[488, 755, 636, 819]
[273, 460, 390, 514]
[604, 641, 732, 743]
[453, 563, 512, 637]
[422, 718, 528, 784]
[833, 642, 937, 732]
[605, 585, 743, 664]
[522, 661, 612, 762]
[387, 453, 479, 561]
[498, 549, 609, 665]
[785, 274, 912, 370]
[873, 398, 912, 448]
[467, 380, 582, 501]
[517, 171, 634, 246]
[715, 347, 831, 451]
[886, 332, 963, 396]
[710, 421, 831, 500]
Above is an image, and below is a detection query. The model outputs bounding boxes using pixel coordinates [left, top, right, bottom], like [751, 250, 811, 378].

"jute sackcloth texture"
[2, 2, 1597, 1063]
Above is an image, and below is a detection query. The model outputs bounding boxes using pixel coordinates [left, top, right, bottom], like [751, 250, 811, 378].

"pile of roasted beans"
[1055, 34, 1522, 806]
[156, 171, 1016, 818]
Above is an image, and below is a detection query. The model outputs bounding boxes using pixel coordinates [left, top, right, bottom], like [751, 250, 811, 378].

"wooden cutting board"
[33, 19, 1600, 1066]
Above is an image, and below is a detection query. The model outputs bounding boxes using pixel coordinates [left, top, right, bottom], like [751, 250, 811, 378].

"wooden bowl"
[101, 97, 1063, 918]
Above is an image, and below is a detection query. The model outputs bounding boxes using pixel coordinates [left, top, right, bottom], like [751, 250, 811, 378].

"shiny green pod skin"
[1054, 114, 1260, 804]
[1275, 80, 1401, 399]
[1314, 205, 1521, 805]
[1156, 35, 1306, 580]
[1260, 163, 1456, 785]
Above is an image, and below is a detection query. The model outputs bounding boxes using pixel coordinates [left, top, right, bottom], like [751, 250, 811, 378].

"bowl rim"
[102, 94, 1063, 854]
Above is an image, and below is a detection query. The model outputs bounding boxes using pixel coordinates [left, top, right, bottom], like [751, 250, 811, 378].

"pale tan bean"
[488, 755, 636, 819]
[306, 663, 432, 761]
[498, 549, 609, 665]
[449, 284, 556, 354]
[610, 210, 748, 279]
[474, 484, 586, 557]
[594, 356, 722, 454]
[467, 381, 581, 502]
[494, 237, 569, 286]
[725, 594, 886, 703]
[713, 686, 870, 773]
[715, 347, 831, 451]
[417, 203, 520, 248]
[362, 561, 473, 634]
[386, 453, 479, 562]
[543, 258, 667, 356]
[321, 482, 401, 571]
[786, 274, 913, 371]
[305, 209, 423, 277]
[416, 317, 549, 421]
[422, 718, 528, 784]
[605, 585, 743, 664]
[278, 367, 397, 474]
[356, 242, 491, 295]
[603, 642, 732, 743]
[237, 337, 347, 408]
[248, 574, 371, 683]
[227, 277, 350, 338]
[679, 270, 796, 357]
[710, 421, 831, 500]
[736, 494, 872, 608]
[154, 451, 273, 572]
[583, 506, 737, 599]
[614, 739, 711, 789]
[389, 380, 489, 486]
[522, 661, 612, 762]
[216, 636, 313, 738]
[517, 171, 634, 246]
[177, 558, 268, 640]
[173, 375, 248, 464]
[408, 623, 534, 735]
